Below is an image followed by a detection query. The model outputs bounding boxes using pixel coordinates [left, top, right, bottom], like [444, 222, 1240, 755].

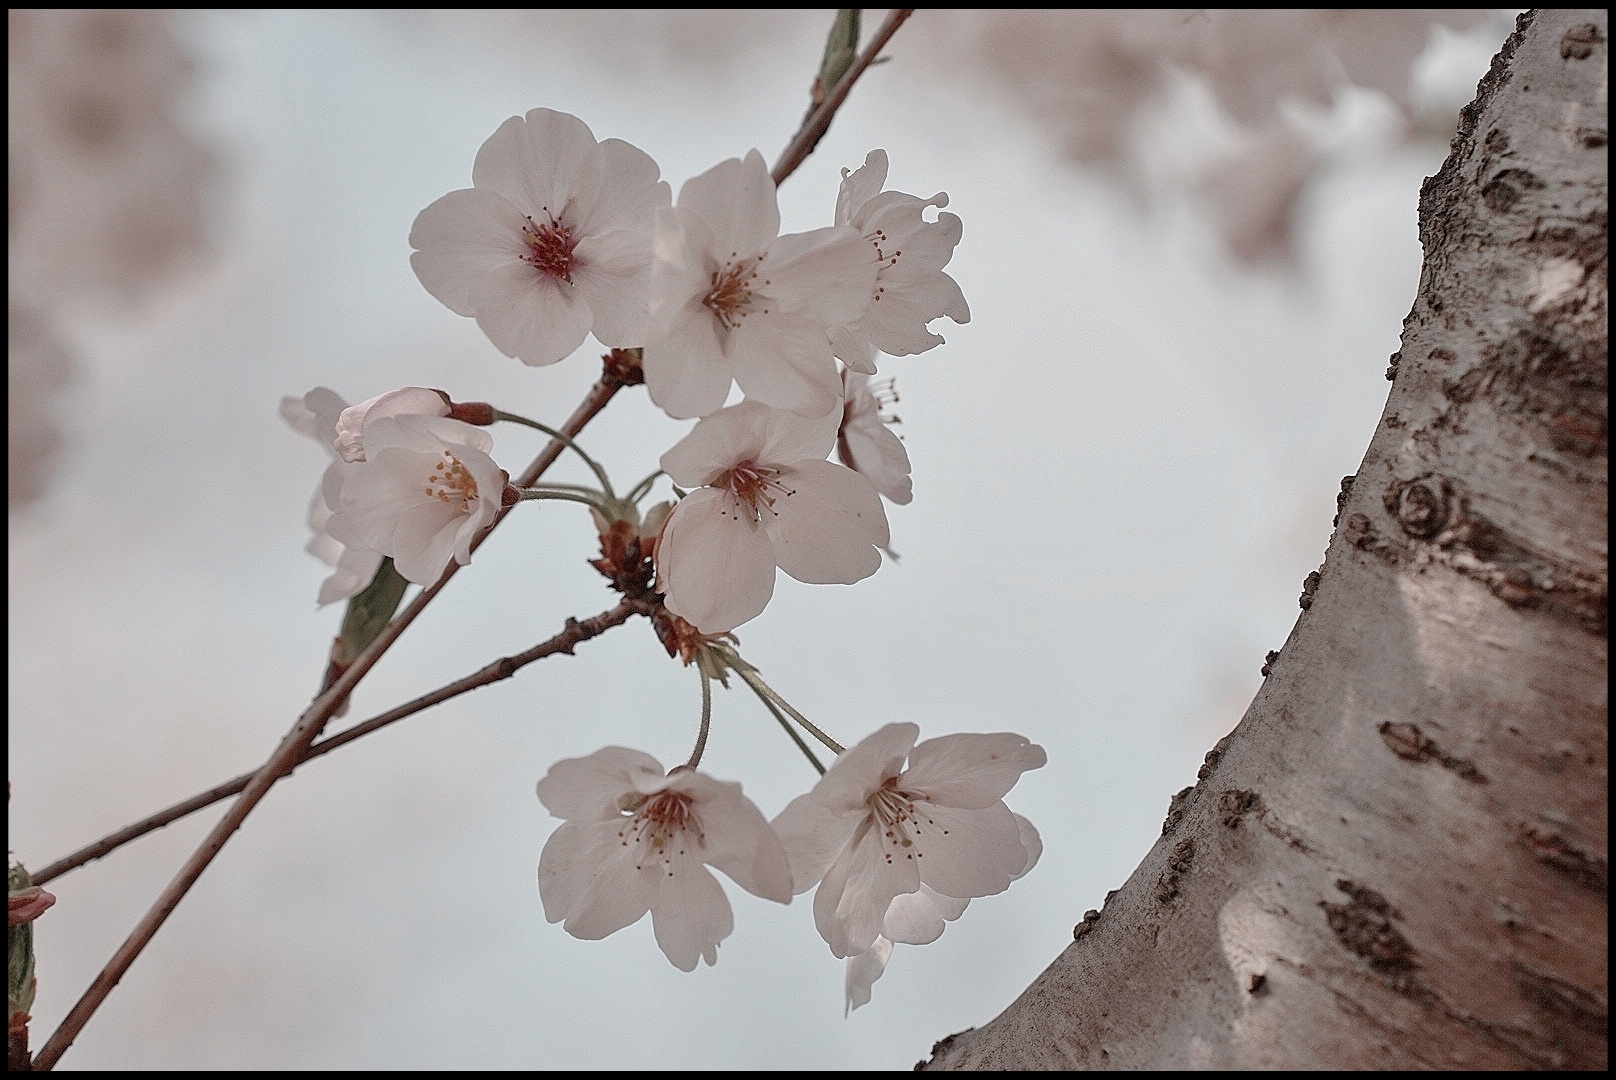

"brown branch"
[29, 599, 649, 888]
[29, 368, 629, 1071]
[771, 8, 914, 186]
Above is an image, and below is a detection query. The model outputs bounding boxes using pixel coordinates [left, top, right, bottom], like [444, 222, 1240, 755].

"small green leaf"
[9, 864, 37, 1023]
[816, 9, 861, 103]
[338, 558, 409, 665]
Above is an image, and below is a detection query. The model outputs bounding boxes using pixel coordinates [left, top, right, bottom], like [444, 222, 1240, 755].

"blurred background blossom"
[8, 9, 1517, 1070]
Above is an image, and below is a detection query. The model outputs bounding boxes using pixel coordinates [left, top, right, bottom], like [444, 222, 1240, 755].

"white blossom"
[829, 149, 970, 374]
[642, 150, 876, 420]
[772, 722, 1045, 959]
[334, 387, 450, 462]
[655, 400, 889, 633]
[536, 747, 792, 972]
[279, 387, 383, 607]
[324, 413, 505, 586]
[409, 108, 670, 367]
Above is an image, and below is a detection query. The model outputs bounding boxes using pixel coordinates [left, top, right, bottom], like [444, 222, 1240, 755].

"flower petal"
[902, 732, 1047, 809]
[911, 801, 1029, 900]
[765, 459, 887, 585]
[650, 858, 734, 971]
[657, 488, 778, 633]
[844, 934, 894, 1015]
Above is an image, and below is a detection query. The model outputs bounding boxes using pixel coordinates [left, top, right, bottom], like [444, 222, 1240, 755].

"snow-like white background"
[8, 10, 1515, 1069]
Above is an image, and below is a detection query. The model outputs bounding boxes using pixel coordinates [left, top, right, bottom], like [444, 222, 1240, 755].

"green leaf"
[816, 9, 861, 102]
[337, 558, 409, 665]
[9, 864, 36, 1022]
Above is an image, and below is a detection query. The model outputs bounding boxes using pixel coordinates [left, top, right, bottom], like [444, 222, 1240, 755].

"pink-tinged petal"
[902, 733, 1047, 809]
[882, 885, 970, 946]
[540, 820, 658, 940]
[855, 282, 967, 357]
[911, 801, 1028, 900]
[761, 225, 876, 326]
[650, 858, 734, 971]
[835, 149, 889, 226]
[537, 747, 666, 821]
[728, 318, 844, 418]
[819, 817, 920, 958]
[771, 792, 866, 895]
[571, 228, 652, 346]
[408, 188, 532, 316]
[472, 109, 599, 217]
[757, 402, 839, 466]
[466, 260, 593, 367]
[811, 722, 919, 813]
[860, 192, 964, 272]
[673, 773, 793, 904]
[828, 324, 879, 375]
[642, 306, 734, 420]
[658, 401, 771, 487]
[1013, 814, 1043, 878]
[315, 541, 382, 608]
[677, 150, 778, 257]
[765, 459, 887, 585]
[844, 934, 893, 1015]
[390, 499, 461, 585]
[657, 489, 778, 634]
[571, 138, 669, 237]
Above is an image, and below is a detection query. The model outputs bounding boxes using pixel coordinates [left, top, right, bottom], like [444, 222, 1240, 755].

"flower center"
[703, 256, 769, 330]
[424, 450, 479, 510]
[867, 778, 943, 864]
[717, 459, 794, 524]
[521, 210, 576, 283]
[618, 790, 703, 874]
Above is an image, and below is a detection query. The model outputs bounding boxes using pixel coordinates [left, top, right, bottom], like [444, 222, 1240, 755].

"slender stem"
[516, 487, 606, 509]
[625, 469, 665, 505]
[727, 660, 845, 756]
[494, 408, 616, 498]
[30, 600, 649, 888]
[749, 683, 827, 776]
[30, 376, 626, 1070]
[771, 8, 914, 186]
[685, 667, 713, 770]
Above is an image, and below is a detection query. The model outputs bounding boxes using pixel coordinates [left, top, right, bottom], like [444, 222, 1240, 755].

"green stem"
[625, 469, 665, 505]
[494, 409, 616, 498]
[725, 656, 845, 755]
[749, 683, 827, 776]
[515, 487, 607, 510]
[686, 666, 713, 770]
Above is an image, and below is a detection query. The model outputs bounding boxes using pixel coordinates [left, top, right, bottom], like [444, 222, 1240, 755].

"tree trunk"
[922, 9, 1607, 1070]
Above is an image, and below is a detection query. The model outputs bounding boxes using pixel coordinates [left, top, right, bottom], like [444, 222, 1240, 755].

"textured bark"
[922, 10, 1607, 1070]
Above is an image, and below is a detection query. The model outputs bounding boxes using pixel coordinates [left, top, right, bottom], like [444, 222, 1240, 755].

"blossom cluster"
[282, 105, 1040, 1010]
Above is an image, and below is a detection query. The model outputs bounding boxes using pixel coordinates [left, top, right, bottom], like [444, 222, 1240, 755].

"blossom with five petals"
[280, 387, 384, 606]
[844, 815, 1041, 1014]
[828, 149, 970, 374]
[536, 746, 793, 971]
[771, 722, 1046, 959]
[655, 400, 889, 634]
[409, 108, 670, 367]
[323, 413, 506, 586]
[642, 149, 876, 420]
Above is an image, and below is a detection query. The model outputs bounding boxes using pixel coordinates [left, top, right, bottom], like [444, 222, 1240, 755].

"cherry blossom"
[655, 400, 889, 633]
[280, 388, 384, 607]
[323, 413, 506, 586]
[409, 108, 670, 367]
[829, 149, 970, 374]
[642, 150, 876, 420]
[844, 815, 1041, 1014]
[535, 746, 792, 972]
[836, 369, 912, 505]
[771, 722, 1045, 959]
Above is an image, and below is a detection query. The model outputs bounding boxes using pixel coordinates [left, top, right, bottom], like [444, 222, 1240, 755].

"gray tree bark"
[922, 9, 1607, 1070]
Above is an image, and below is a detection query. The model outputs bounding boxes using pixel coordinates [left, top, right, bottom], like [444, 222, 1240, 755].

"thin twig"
[771, 8, 914, 186]
[30, 374, 627, 1071]
[30, 600, 649, 887]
